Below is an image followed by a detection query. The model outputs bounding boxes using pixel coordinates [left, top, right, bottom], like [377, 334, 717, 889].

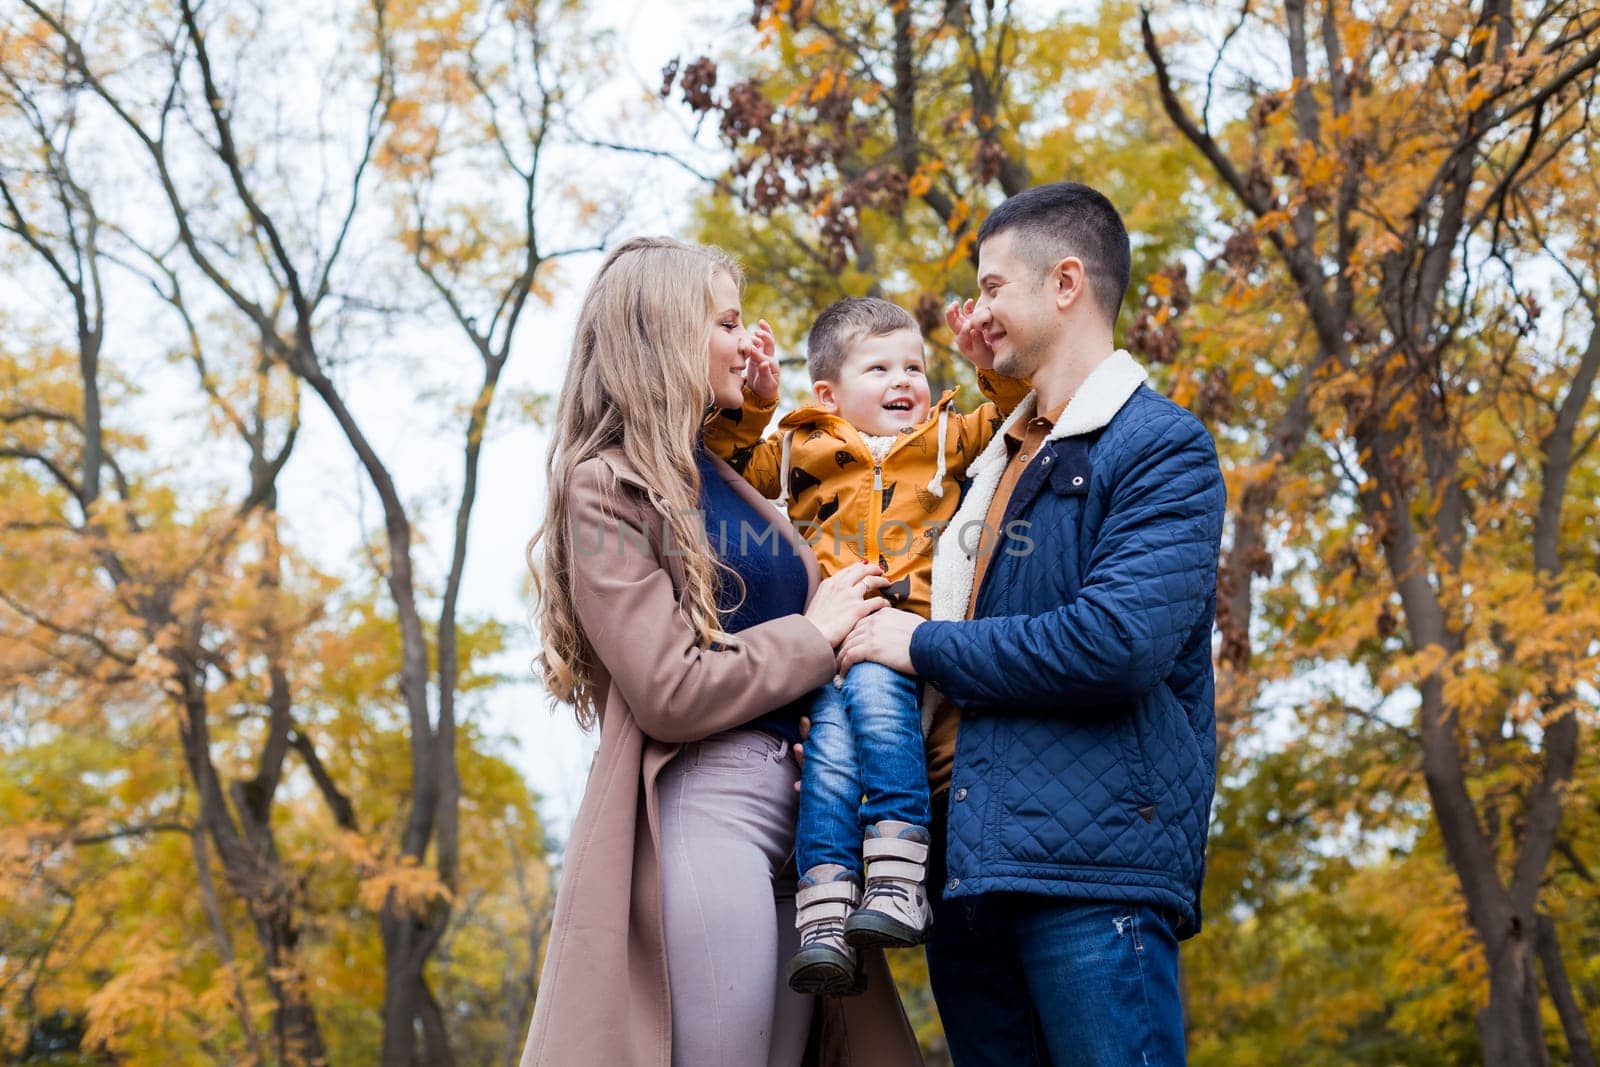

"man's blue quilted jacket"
[909, 385, 1225, 936]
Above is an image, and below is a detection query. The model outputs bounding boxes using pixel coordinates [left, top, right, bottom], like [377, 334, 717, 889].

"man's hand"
[744, 318, 781, 401]
[836, 607, 923, 676]
[946, 298, 996, 370]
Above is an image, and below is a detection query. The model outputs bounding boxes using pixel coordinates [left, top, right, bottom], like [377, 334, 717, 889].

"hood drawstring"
[924, 405, 951, 499]
[775, 429, 797, 508]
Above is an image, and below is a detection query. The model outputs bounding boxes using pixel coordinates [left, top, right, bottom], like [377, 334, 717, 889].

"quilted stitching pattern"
[911, 387, 1225, 935]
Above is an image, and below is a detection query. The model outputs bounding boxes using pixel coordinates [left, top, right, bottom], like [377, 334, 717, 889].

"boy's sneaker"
[843, 821, 932, 949]
[787, 864, 867, 997]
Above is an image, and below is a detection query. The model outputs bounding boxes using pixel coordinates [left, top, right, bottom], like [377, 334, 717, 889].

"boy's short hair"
[806, 297, 921, 382]
[976, 182, 1131, 325]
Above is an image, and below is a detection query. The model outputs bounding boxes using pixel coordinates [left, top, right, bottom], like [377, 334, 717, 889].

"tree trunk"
[1478, 928, 1549, 1067]
[1537, 913, 1598, 1067]
[212, 827, 328, 1066]
[380, 910, 455, 1067]
[178, 673, 327, 1066]
[380, 915, 418, 1066]
[192, 831, 267, 1066]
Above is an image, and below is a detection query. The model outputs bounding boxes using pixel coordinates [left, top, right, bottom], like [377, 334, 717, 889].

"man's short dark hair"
[976, 182, 1132, 325]
[806, 296, 920, 382]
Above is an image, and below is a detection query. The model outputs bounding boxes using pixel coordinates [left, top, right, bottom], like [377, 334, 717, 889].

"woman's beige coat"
[519, 447, 923, 1066]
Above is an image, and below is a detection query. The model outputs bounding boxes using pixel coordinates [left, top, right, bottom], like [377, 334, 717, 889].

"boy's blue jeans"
[795, 661, 929, 875]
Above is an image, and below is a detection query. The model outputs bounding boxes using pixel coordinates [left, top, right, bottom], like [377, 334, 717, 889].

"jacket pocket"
[1119, 705, 1157, 806]
[997, 714, 1138, 866]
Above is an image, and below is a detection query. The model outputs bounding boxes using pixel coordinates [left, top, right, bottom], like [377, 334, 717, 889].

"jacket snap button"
[1072, 475, 1084, 486]
[948, 878, 960, 890]
[954, 787, 968, 801]
[1040, 455, 1051, 465]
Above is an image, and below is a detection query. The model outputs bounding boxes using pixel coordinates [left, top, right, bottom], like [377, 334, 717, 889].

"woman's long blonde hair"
[530, 236, 744, 728]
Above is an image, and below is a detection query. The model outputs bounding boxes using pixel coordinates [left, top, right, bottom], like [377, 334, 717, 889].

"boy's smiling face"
[813, 329, 932, 437]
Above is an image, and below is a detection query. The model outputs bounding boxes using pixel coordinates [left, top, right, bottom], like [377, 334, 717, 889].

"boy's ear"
[813, 380, 839, 410]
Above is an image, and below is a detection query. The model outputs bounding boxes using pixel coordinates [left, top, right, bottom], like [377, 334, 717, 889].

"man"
[837, 181, 1225, 1065]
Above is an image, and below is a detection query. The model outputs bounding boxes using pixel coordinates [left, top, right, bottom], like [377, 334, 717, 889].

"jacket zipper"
[869, 461, 883, 562]
[786, 397, 955, 562]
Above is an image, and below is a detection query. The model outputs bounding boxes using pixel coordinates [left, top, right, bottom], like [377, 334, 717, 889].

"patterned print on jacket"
[702, 370, 1031, 620]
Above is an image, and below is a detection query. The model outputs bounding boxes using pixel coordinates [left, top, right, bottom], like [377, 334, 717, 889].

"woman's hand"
[804, 560, 889, 647]
[743, 319, 782, 401]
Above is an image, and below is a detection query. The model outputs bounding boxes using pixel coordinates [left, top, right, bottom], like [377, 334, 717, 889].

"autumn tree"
[1141, 0, 1600, 1061]
[1, 0, 585, 1061]
[662, 0, 1200, 395]
[0, 31, 325, 1058]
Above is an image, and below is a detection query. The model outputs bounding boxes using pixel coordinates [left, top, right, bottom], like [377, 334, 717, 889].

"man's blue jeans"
[926, 797, 1188, 1065]
[795, 661, 929, 875]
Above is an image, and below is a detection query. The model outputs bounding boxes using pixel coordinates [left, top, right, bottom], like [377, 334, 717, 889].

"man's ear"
[1051, 256, 1088, 313]
[813, 380, 839, 411]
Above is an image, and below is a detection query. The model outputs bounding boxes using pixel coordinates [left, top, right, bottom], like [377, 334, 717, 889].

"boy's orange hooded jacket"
[701, 369, 1031, 619]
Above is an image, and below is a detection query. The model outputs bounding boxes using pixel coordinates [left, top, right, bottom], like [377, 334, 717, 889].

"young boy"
[703, 296, 1029, 997]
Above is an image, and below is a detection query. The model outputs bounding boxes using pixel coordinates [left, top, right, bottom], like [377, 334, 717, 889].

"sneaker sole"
[843, 911, 927, 949]
[786, 950, 866, 998]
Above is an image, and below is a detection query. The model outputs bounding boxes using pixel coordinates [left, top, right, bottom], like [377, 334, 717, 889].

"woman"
[519, 236, 923, 1066]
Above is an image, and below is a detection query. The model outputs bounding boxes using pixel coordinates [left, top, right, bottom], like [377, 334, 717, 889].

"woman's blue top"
[696, 444, 813, 743]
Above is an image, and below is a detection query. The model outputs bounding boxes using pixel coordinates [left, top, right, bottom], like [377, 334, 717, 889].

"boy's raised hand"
[946, 298, 996, 370]
[743, 318, 782, 401]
